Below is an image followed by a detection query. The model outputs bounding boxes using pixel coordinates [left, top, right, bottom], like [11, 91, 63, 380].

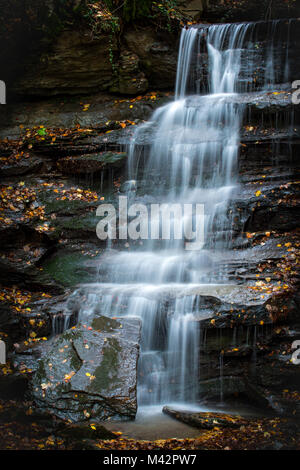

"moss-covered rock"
[42, 249, 96, 287]
[31, 316, 141, 422]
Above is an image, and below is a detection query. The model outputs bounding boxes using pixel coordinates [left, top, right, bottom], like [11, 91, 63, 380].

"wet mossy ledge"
[57, 152, 127, 175]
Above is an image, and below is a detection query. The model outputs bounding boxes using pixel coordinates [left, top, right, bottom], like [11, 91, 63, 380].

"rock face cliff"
[0, 0, 181, 98]
[14, 26, 179, 97]
[2, 0, 299, 99]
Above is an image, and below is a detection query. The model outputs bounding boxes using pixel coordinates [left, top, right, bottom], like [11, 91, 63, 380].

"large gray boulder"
[31, 315, 141, 422]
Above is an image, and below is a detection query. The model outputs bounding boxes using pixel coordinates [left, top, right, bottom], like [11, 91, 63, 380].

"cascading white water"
[69, 21, 293, 409]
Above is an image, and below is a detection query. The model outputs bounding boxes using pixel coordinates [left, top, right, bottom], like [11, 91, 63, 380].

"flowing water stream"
[65, 20, 294, 416]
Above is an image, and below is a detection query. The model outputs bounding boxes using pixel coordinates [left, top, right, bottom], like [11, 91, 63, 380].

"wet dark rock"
[41, 247, 100, 288]
[48, 213, 100, 243]
[8, 128, 133, 159]
[198, 376, 269, 407]
[198, 321, 300, 416]
[0, 155, 44, 178]
[10, 22, 178, 98]
[199, 376, 246, 400]
[115, 50, 148, 95]
[199, 289, 297, 329]
[57, 421, 117, 440]
[185, 90, 298, 119]
[223, 345, 253, 358]
[0, 224, 51, 252]
[57, 152, 127, 175]
[202, 0, 300, 23]
[245, 200, 300, 233]
[0, 302, 20, 339]
[0, 257, 63, 294]
[15, 30, 118, 97]
[125, 28, 178, 90]
[0, 94, 170, 141]
[30, 316, 141, 422]
[77, 123, 300, 152]
[265, 392, 300, 418]
[0, 300, 52, 345]
[0, 373, 28, 401]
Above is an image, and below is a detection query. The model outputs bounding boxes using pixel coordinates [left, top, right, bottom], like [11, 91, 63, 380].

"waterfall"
[123, 23, 247, 405]
[64, 20, 293, 410]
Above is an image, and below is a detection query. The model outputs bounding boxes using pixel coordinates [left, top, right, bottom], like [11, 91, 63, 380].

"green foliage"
[37, 127, 47, 136]
[122, 0, 153, 22]
[99, 0, 184, 28]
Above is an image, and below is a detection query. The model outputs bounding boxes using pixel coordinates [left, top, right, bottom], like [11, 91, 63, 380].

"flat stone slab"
[185, 90, 295, 111]
[163, 406, 246, 429]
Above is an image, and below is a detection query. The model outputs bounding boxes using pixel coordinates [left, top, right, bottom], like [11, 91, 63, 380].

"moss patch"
[92, 316, 121, 332]
[42, 250, 95, 287]
[89, 337, 121, 393]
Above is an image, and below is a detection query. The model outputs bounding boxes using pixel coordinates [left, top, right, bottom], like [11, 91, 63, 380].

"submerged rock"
[31, 316, 141, 423]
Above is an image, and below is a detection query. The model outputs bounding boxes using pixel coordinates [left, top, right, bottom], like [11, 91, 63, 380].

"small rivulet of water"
[63, 20, 294, 411]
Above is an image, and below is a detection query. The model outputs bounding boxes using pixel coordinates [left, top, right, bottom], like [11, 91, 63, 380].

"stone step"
[185, 89, 299, 121]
